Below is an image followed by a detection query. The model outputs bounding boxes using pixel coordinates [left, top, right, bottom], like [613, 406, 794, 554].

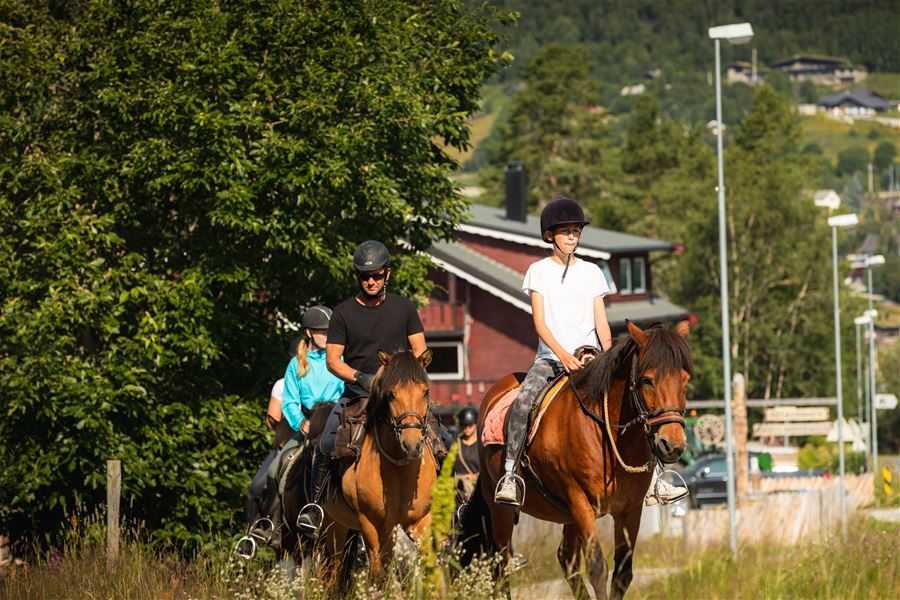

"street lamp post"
[828, 212, 858, 541]
[708, 21, 753, 557]
[855, 314, 872, 468]
[863, 255, 884, 473]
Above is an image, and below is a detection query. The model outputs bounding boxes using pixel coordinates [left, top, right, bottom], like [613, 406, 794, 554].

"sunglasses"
[357, 269, 387, 282]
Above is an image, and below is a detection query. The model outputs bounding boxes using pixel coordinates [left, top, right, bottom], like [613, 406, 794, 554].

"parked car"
[670, 453, 826, 509]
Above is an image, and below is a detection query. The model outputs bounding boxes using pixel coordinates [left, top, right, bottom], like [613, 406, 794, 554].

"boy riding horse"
[494, 197, 686, 507]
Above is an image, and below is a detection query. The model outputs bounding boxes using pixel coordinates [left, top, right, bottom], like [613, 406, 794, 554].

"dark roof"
[429, 240, 689, 327]
[465, 203, 673, 254]
[772, 55, 851, 69]
[818, 89, 890, 111]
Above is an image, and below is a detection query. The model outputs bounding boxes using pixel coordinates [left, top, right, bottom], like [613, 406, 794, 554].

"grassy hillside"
[800, 114, 900, 163]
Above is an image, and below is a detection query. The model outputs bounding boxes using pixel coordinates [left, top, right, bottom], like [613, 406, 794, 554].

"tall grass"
[634, 517, 900, 600]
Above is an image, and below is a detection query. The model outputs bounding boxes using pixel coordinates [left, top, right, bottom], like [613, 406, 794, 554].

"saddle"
[481, 372, 570, 447]
[333, 395, 369, 460]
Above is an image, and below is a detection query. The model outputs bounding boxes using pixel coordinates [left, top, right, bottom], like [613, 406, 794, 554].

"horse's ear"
[626, 320, 648, 347]
[675, 320, 690, 338]
[378, 350, 392, 366]
[418, 348, 433, 369]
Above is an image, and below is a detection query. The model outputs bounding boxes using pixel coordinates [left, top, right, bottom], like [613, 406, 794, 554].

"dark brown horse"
[313, 349, 437, 582]
[459, 321, 691, 600]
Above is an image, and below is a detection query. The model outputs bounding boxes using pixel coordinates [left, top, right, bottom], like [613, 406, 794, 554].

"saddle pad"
[481, 375, 569, 447]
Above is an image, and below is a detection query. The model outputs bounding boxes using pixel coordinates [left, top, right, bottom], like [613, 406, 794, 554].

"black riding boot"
[296, 449, 330, 538]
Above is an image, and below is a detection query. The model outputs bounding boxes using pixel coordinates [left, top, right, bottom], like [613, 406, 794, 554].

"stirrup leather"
[494, 472, 526, 507]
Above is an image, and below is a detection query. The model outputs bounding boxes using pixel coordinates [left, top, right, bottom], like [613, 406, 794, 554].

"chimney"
[504, 161, 527, 222]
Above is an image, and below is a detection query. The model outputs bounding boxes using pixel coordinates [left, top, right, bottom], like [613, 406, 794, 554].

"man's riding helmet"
[353, 240, 390, 272]
[301, 305, 332, 330]
[457, 406, 478, 427]
[539, 197, 589, 242]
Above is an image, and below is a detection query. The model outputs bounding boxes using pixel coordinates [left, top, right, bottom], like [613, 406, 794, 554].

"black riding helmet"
[457, 406, 478, 427]
[301, 305, 332, 330]
[353, 240, 391, 272]
[540, 196, 589, 242]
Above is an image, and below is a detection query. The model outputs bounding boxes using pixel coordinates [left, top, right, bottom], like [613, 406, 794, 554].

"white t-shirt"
[522, 257, 610, 361]
[270, 378, 285, 401]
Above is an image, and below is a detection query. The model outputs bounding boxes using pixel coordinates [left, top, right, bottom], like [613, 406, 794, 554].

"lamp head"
[708, 23, 754, 45]
[854, 315, 871, 326]
[866, 255, 885, 267]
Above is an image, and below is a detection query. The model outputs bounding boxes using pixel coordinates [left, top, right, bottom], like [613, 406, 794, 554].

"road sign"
[882, 466, 893, 498]
[764, 406, 830, 422]
[752, 421, 832, 437]
[875, 393, 898, 410]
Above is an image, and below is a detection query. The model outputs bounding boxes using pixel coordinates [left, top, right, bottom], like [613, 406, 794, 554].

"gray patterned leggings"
[503, 357, 563, 471]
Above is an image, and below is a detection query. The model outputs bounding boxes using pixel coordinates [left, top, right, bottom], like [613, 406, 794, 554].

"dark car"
[672, 453, 825, 509]
[677, 454, 731, 508]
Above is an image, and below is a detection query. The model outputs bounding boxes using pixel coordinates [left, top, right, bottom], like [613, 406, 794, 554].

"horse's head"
[370, 349, 433, 462]
[626, 320, 692, 463]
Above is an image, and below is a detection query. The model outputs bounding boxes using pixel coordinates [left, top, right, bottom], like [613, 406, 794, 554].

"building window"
[600, 261, 618, 294]
[619, 258, 632, 294]
[633, 257, 646, 293]
[427, 341, 464, 380]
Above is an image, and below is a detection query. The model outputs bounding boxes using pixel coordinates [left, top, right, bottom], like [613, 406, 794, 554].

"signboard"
[764, 406, 830, 422]
[875, 393, 898, 410]
[752, 421, 833, 437]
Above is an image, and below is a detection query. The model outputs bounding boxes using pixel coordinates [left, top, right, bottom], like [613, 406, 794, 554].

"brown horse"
[317, 349, 437, 582]
[459, 321, 691, 600]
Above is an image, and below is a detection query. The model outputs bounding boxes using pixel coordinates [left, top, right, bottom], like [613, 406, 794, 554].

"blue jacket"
[282, 349, 344, 432]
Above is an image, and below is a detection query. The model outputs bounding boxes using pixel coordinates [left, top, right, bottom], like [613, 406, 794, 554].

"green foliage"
[479, 43, 616, 207]
[668, 87, 867, 403]
[837, 145, 871, 176]
[0, 0, 505, 547]
[797, 438, 865, 474]
[873, 141, 897, 171]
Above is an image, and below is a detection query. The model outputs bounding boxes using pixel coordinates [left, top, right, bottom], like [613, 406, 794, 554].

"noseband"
[374, 399, 430, 467]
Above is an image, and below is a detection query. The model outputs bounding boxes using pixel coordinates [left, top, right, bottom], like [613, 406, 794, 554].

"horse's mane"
[366, 351, 429, 423]
[572, 324, 692, 400]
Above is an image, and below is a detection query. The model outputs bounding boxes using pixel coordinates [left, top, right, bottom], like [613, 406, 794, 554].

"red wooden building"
[419, 201, 690, 410]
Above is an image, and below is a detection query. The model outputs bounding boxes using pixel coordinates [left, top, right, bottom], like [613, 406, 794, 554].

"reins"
[570, 346, 687, 473]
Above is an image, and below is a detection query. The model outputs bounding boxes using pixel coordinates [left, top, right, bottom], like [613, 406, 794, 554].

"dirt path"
[513, 567, 679, 599]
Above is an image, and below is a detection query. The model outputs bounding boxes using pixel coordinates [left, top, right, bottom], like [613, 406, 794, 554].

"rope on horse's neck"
[602, 390, 650, 474]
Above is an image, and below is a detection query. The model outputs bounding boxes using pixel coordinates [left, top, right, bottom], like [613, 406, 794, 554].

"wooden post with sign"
[107, 459, 121, 569]
[733, 373, 749, 502]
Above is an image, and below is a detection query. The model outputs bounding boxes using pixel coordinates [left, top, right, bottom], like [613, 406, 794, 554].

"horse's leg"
[610, 509, 641, 600]
[406, 511, 432, 546]
[559, 498, 606, 600]
[358, 514, 388, 582]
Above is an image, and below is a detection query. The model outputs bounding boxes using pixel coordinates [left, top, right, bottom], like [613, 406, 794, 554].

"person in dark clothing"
[295, 240, 441, 538]
[452, 406, 480, 504]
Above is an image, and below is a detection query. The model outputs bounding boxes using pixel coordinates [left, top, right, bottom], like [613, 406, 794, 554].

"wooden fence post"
[107, 459, 121, 569]
[732, 373, 749, 503]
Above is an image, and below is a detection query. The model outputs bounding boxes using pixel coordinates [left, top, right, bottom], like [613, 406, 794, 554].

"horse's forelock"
[368, 351, 429, 421]
[639, 327, 692, 377]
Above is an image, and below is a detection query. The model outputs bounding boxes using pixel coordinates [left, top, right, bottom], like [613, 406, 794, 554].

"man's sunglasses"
[357, 269, 387, 282]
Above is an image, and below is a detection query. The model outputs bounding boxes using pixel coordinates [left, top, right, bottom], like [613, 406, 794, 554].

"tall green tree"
[670, 86, 865, 404]
[481, 43, 616, 207]
[0, 0, 505, 546]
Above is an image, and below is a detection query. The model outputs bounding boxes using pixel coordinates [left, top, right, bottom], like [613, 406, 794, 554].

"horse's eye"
[640, 377, 654, 388]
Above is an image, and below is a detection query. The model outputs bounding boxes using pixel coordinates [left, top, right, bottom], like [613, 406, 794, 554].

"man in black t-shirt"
[296, 240, 434, 538]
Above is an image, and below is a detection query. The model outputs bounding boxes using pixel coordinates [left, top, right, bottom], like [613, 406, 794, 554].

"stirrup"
[648, 469, 689, 506]
[296, 503, 325, 536]
[234, 535, 257, 560]
[494, 472, 526, 507]
[248, 517, 275, 542]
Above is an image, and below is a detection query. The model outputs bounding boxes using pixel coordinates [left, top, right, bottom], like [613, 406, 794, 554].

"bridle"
[373, 393, 430, 467]
[620, 350, 686, 435]
[573, 344, 687, 472]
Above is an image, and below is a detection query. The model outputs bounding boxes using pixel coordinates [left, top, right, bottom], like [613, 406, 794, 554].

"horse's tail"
[457, 475, 495, 567]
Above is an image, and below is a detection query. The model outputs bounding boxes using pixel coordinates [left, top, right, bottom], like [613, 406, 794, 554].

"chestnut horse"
[459, 321, 691, 600]
[316, 349, 437, 582]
